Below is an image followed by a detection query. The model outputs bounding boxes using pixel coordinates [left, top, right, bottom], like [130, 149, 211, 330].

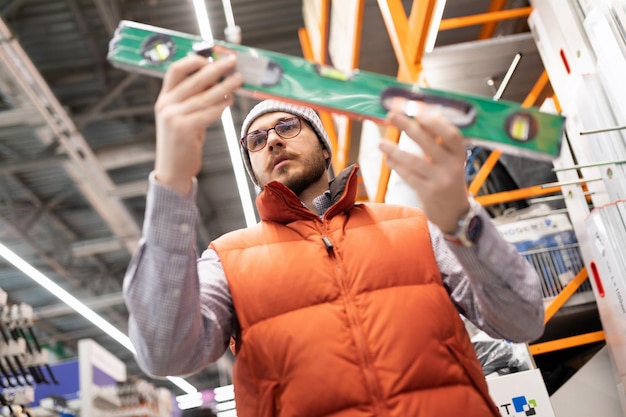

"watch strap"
[442, 195, 483, 247]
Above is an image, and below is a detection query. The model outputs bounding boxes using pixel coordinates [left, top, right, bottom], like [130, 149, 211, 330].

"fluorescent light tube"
[0, 241, 198, 395]
[425, 0, 447, 53]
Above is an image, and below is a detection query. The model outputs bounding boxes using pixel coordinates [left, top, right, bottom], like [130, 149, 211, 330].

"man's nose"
[266, 129, 285, 150]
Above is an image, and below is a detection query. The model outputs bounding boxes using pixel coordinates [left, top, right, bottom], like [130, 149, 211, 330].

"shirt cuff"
[142, 172, 199, 253]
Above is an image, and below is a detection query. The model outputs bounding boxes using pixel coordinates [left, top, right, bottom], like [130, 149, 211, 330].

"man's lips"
[272, 155, 291, 169]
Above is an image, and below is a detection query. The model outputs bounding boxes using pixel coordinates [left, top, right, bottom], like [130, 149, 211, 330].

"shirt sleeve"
[431, 205, 545, 343]
[123, 173, 234, 377]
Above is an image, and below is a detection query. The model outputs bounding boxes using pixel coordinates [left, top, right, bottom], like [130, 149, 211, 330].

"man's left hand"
[379, 110, 470, 234]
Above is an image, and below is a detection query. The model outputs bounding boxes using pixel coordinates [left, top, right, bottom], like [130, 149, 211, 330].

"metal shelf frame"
[298, 0, 602, 359]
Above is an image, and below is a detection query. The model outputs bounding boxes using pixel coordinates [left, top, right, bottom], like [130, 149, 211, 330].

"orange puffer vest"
[210, 166, 498, 417]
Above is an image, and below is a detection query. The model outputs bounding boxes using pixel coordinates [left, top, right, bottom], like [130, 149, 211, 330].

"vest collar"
[256, 164, 360, 223]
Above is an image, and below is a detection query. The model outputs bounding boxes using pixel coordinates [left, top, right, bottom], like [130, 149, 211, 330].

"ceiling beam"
[66, 0, 107, 89]
[34, 292, 125, 320]
[0, 106, 42, 127]
[1, 174, 120, 286]
[0, 17, 141, 254]
[0, 154, 69, 175]
[0, 215, 128, 332]
[73, 105, 154, 125]
[92, 0, 121, 36]
[97, 143, 156, 170]
[37, 323, 118, 345]
[76, 73, 139, 129]
[0, 0, 25, 18]
[71, 236, 124, 257]
[0, 216, 106, 293]
[113, 180, 148, 199]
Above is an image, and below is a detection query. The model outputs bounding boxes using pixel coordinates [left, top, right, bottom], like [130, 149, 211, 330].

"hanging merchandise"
[493, 205, 592, 301]
[0, 290, 60, 416]
[107, 20, 565, 162]
[36, 395, 76, 417]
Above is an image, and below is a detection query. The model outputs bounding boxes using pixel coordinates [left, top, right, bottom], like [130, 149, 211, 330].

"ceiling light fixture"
[175, 391, 203, 410]
[0, 241, 197, 395]
[221, 107, 257, 227]
[193, 0, 214, 42]
[0, 242, 136, 353]
[193, 0, 257, 228]
[221, 0, 236, 29]
[168, 376, 199, 396]
[425, 0, 447, 53]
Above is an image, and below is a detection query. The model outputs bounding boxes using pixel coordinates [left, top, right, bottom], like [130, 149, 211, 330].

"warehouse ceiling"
[0, 0, 539, 397]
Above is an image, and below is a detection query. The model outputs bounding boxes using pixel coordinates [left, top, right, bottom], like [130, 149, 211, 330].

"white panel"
[569, 75, 626, 202]
[421, 33, 542, 101]
[357, 120, 384, 200]
[551, 347, 624, 417]
[584, 7, 626, 124]
[328, 0, 360, 71]
[384, 132, 422, 207]
[528, 11, 578, 109]
[302, 0, 324, 63]
[586, 205, 626, 382]
[531, 0, 596, 75]
[79, 339, 126, 417]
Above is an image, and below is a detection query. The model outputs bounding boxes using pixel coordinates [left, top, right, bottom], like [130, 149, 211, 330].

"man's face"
[247, 112, 329, 195]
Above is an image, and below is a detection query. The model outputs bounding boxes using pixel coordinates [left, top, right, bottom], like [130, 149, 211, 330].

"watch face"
[466, 215, 483, 243]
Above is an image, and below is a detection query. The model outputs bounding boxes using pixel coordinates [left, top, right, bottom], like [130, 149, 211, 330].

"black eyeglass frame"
[240, 116, 303, 152]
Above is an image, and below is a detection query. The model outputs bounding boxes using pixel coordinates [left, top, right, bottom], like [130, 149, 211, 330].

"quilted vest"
[210, 166, 499, 417]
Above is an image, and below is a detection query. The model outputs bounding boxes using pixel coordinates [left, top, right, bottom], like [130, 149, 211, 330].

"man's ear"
[322, 147, 330, 161]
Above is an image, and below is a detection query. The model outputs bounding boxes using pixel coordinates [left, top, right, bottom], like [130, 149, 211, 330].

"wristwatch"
[443, 195, 483, 247]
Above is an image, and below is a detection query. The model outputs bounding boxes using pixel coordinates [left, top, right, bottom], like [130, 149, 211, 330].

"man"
[123, 54, 545, 417]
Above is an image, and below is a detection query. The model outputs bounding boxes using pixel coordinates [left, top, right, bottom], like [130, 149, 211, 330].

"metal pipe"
[528, 192, 592, 204]
[494, 53, 522, 100]
[579, 125, 626, 135]
[552, 160, 626, 172]
[541, 177, 602, 188]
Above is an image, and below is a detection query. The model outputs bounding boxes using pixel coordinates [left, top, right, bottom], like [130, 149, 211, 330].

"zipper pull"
[322, 236, 334, 251]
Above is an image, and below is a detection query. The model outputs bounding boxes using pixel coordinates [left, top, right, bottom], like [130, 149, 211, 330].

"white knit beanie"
[240, 100, 333, 186]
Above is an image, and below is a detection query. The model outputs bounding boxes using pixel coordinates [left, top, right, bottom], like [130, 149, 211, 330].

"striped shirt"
[123, 173, 545, 377]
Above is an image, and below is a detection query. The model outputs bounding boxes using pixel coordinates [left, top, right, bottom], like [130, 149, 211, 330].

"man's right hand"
[154, 54, 244, 195]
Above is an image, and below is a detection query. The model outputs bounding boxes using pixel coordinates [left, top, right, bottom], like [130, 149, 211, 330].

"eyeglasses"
[240, 116, 302, 152]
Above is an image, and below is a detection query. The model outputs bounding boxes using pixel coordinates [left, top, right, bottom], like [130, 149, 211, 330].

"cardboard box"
[487, 369, 556, 417]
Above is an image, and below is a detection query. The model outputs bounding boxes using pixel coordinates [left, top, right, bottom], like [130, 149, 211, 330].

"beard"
[261, 149, 327, 196]
[283, 154, 327, 196]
